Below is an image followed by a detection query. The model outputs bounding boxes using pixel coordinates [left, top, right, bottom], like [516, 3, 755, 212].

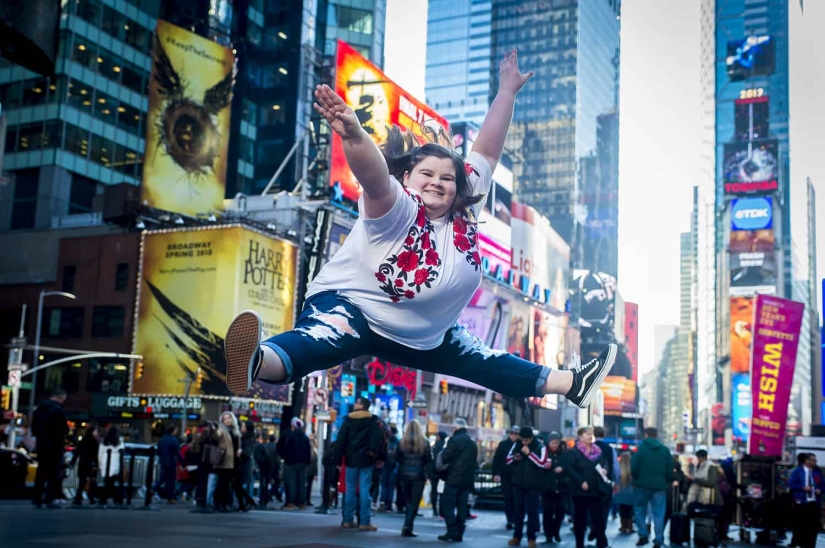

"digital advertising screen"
[457, 285, 514, 351]
[729, 228, 776, 292]
[572, 270, 617, 330]
[735, 96, 769, 142]
[132, 227, 296, 403]
[726, 35, 776, 82]
[601, 376, 637, 416]
[142, 20, 235, 216]
[731, 196, 773, 231]
[732, 373, 751, 442]
[330, 40, 449, 203]
[723, 140, 779, 195]
[730, 297, 754, 374]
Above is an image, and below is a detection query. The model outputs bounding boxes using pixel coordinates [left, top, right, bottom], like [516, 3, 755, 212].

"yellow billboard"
[141, 20, 236, 216]
[132, 226, 296, 403]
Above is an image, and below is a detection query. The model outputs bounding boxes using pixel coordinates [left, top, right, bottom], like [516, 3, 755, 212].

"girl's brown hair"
[380, 125, 485, 219]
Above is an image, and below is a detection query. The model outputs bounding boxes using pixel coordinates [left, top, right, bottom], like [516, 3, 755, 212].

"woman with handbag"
[395, 420, 432, 538]
[613, 452, 635, 534]
[97, 426, 125, 508]
[561, 426, 610, 548]
[71, 424, 99, 507]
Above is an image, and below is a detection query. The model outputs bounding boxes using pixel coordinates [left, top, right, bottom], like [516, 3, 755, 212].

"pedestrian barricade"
[473, 470, 504, 509]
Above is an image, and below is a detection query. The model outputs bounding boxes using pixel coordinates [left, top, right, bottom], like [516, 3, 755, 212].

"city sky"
[383, 0, 824, 377]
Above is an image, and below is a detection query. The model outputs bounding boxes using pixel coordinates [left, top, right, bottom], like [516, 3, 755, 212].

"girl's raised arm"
[314, 85, 394, 218]
[471, 50, 534, 173]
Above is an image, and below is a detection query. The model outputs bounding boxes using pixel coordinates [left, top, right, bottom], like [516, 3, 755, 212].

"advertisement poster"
[731, 197, 772, 232]
[506, 300, 532, 360]
[729, 229, 776, 293]
[330, 40, 449, 202]
[511, 200, 570, 312]
[601, 376, 637, 416]
[142, 20, 235, 216]
[726, 35, 776, 82]
[458, 286, 513, 350]
[732, 373, 751, 442]
[711, 403, 727, 446]
[132, 227, 296, 403]
[748, 295, 805, 456]
[624, 302, 639, 383]
[572, 270, 617, 330]
[723, 140, 779, 195]
[730, 297, 754, 373]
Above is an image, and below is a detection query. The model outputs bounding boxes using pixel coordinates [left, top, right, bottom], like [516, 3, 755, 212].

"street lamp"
[27, 290, 76, 428]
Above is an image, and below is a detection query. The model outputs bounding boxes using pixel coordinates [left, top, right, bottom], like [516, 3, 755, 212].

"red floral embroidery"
[453, 211, 480, 271]
[464, 163, 478, 177]
[375, 191, 442, 302]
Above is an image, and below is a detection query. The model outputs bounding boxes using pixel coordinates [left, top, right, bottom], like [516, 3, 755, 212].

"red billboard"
[330, 40, 450, 202]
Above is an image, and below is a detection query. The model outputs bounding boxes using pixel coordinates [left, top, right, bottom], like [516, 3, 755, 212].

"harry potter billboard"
[132, 226, 296, 403]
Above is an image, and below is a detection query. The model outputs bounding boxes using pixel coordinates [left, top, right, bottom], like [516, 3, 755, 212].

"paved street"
[0, 501, 634, 548]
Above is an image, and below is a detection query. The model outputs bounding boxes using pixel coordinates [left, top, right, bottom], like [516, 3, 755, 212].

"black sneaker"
[565, 344, 617, 408]
[224, 310, 264, 394]
[636, 538, 649, 547]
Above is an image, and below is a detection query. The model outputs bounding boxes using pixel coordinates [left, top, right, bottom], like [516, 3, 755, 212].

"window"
[42, 121, 63, 149]
[328, 6, 373, 34]
[115, 263, 129, 291]
[92, 306, 125, 337]
[21, 78, 50, 107]
[90, 134, 113, 167]
[17, 123, 45, 151]
[4, 126, 16, 154]
[69, 173, 97, 214]
[113, 145, 141, 177]
[75, 0, 102, 25]
[71, 41, 98, 69]
[10, 168, 39, 230]
[86, 359, 129, 393]
[241, 98, 257, 124]
[120, 62, 145, 94]
[64, 124, 89, 158]
[238, 135, 255, 163]
[116, 102, 141, 134]
[124, 23, 150, 51]
[260, 103, 285, 126]
[93, 90, 116, 122]
[101, 6, 127, 42]
[62, 265, 77, 293]
[44, 307, 85, 338]
[66, 79, 93, 112]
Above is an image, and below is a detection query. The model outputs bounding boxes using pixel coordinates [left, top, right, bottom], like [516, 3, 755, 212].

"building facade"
[489, 0, 620, 260]
[425, 0, 493, 126]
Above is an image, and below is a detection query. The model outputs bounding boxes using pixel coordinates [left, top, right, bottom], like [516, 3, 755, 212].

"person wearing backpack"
[396, 420, 432, 537]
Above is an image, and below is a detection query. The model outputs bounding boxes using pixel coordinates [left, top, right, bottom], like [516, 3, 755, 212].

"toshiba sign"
[724, 180, 779, 195]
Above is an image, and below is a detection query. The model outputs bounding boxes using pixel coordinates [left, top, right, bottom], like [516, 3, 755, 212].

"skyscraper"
[699, 0, 816, 440]
[489, 0, 620, 272]
[425, 0, 493, 126]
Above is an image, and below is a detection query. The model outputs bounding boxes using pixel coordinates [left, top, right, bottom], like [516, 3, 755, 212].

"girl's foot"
[224, 311, 264, 394]
[565, 344, 617, 408]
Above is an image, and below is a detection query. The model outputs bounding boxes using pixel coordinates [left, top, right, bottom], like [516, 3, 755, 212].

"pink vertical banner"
[748, 295, 805, 457]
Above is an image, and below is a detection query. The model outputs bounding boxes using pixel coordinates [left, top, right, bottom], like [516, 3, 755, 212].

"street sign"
[408, 400, 428, 409]
[314, 387, 329, 406]
[315, 410, 331, 421]
[8, 363, 27, 371]
[7, 370, 21, 388]
[3, 411, 14, 420]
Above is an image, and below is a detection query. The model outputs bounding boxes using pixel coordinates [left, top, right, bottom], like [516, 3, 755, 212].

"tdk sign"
[731, 197, 772, 231]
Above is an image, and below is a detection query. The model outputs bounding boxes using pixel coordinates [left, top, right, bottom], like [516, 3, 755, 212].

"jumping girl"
[224, 50, 616, 408]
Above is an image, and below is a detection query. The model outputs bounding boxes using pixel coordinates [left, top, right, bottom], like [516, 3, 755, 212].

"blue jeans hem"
[534, 367, 551, 397]
[260, 341, 294, 383]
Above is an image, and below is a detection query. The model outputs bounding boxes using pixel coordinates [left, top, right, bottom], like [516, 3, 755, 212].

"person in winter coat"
[562, 426, 610, 548]
[631, 427, 676, 548]
[71, 424, 100, 507]
[278, 417, 311, 509]
[253, 433, 275, 506]
[788, 452, 823, 548]
[613, 451, 635, 534]
[98, 426, 125, 508]
[428, 431, 448, 518]
[31, 389, 69, 509]
[239, 422, 258, 504]
[506, 426, 547, 547]
[335, 396, 386, 532]
[306, 438, 319, 506]
[686, 449, 723, 511]
[215, 412, 242, 512]
[436, 418, 478, 543]
[380, 426, 399, 512]
[396, 419, 432, 537]
[541, 432, 567, 543]
[157, 424, 182, 503]
[493, 425, 521, 530]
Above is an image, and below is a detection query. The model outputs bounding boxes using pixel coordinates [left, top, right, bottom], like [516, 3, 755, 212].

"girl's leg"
[374, 325, 616, 406]
[224, 291, 372, 394]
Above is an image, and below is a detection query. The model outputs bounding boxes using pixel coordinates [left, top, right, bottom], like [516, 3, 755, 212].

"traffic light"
[439, 379, 448, 395]
[134, 361, 145, 379]
[195, 368, 205, 389]
[1, 388, 10, 410]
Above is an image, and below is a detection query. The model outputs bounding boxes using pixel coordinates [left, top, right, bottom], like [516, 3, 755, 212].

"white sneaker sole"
[224, 310, 263, 394]
[574, 343, 617, 409]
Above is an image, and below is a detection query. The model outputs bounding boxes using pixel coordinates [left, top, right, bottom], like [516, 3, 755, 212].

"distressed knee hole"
[451, 327, 507, 360]
[296, 305, 360, 346]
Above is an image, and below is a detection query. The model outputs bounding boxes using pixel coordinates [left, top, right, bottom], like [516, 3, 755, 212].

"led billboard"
[330, 40, 449, 202]
[723, 140, 779, 196]
[730, 297, 754, 374]
[731, 197, 772, 231]
[732, 373, 751, 442]
[729, 228, 775, 293]
[726, 35, 776, 82]
[142, 20, 235, 216]
[735, 96, 769, 142]
[132, 226, 296, 403]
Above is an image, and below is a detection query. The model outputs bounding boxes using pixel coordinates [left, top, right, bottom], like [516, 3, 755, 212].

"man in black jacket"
[542, 432, 567, 543]
[278, 417, 311, 509]
[335, 397, 385, 532]
[493, 425, 520, 530]
[32, 388, 69, 509]
[593, 427, 616, 531]
[428, 431, 448, 518]
[437, 418, 478, 543]
[506, 426, 546, 547]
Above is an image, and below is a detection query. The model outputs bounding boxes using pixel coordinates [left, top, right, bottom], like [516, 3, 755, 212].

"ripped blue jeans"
[261, 291, 550, 397]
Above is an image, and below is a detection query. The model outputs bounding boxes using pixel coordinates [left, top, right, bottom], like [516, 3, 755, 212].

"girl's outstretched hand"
[313, 84, 363, 140]
[498, 49, 534, 95]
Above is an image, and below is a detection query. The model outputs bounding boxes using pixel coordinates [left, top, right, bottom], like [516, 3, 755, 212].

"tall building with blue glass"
[425, 0, 493, 126]
[489, 0, 621, 274]
[698, 0, 816, 442]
